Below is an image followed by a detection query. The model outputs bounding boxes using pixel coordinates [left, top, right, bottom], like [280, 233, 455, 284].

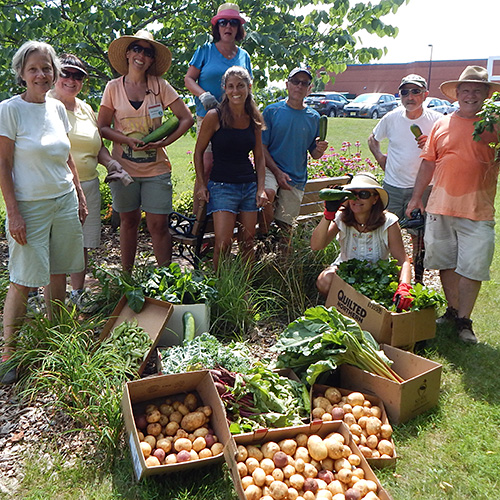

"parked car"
[343, 93, 398, 119]
[304, 92, 350, 117]
[424, 97, 451, 114]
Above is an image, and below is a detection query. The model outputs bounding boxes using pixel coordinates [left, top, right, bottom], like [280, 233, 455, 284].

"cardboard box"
[158, 302, 210, 346]
[325, 273, 436, 347]
[225, 420, 393, 500]
[340, 344, 442, 424]
[100, 296, 174, 375]
[311, 385, 396, 468]
[122, 370, 231, 480]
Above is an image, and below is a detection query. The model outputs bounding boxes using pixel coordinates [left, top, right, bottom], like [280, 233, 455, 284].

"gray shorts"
[265, 168, 304, 225]
[383, 182, 431, 235]
[424, 213, 495, 281]
[7, 191, 84, 287]
[110, 172, 172, 214]
[81, 177, 101, 248]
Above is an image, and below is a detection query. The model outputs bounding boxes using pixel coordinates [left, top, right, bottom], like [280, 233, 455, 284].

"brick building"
[325, 59, 492, 100]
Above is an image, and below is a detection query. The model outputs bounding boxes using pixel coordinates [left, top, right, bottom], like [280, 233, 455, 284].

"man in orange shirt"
[407, 66, 500, 344]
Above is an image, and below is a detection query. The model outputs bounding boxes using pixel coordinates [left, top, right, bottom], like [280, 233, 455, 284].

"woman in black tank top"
[194, 66, 268, 270]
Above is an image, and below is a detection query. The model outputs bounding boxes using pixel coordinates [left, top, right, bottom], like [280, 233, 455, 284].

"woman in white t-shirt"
[311, 172, 411, 299]
[0, 41, 88, 384]
[98, 30, 193, 272]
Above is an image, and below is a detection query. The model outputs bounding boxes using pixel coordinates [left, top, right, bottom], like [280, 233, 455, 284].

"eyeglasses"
[128, 44, 155, 59]
[288, 79, 311, 88]
[217, 18, 240, 27]
[349, 190, 375, 200]
[60, 70, 85, 81]
[400, 88, 424, 96]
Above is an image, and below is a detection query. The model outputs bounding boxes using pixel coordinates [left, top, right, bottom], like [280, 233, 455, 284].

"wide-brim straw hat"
[211, 3, 247, 25]
[108, 29, 172, 76]
[343, 172, 389, 209]
[440, 65, 500, 101]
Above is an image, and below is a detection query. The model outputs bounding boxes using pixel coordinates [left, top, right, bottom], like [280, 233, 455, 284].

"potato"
[308, 435, 328, 461]
[313, 396, 331, 410]
[174, 429, 189, 440]
[146, 423, 162, 437]
[189, 449, 199, 461]
[165, 421, 179, 436]
[289, 473, 305, 491]
[322, 412, 333, 422]
[344, 488, 362, 500]
[332, 495, 346, 500]
[181, 411, 206, 432]
[334, 458, 351, 472]
[176, 450, 191, 462]
[146, 410, 161, 423]
[366, 435, 378, 450]
[363, 493, 381, 500]
[198, 448, 212, 459]
[352, 468, 364, 480]
[287, 487, 299, 500]
[380, 424, 393, 439]
[321, 457, 334, 471]
[273, 451, 289, 468]
[303, 492, 315, 500]
[279, 439, 297, 456]
[343, 413, 356, 426]
[349, 424, 362, 437]
[283, 464, 296, 479]
[269, 480, 288, 500]
[199, 405, 213, 417]
[331, 407, 345, 421]
[140, 441, 152, 458]
[244, 484, 262, 500]
[174, 438, 192, 452]
[295, 433, 308, 447]
[237, 445, 249, 462]
[352, 479, 370, 497]
[351, 405, 364, 420]
[177, 403, 190, 416]
[265, 475, 275, 486]
[346, 392, 365, 407]
[337, 468, 352, 484]
[169, 411, 183, 424]
[135, 414, 148, 430]
[247, 445, 264, 462]
[246, 457, 260, 474]
[294, 458, 306, 473]
[365, 417, 382, 436]
[312, 407, 326, 419]
[347, 454, 361, 467]
[211, 442, 224, 455]
[377, 439, 394, 457]
[143, 435, 156, 449]
[316, 491, 333, 500]
[272, 468, 284, 482]
[205, 434, 216, 448]
[183, 393, 198, 411]
[252, 467, 267, 487]
[192, 436, 207, 452]
[159, 404, 174, 416]
[303, 463, 318, 478]
[193, 427, 209, 438]
[303, 477, 318, 493]
[325, 387, 342, 404]
[145, 404, 158, 414]
[294, 446, 310, 462]
[327, 479, 345, 495]
[260, 458, 275, 475]
[261, 441, 280, 459]
[145, 455, 161, 467]
[156, 438, 172, 454]
[318, 469, 335, 484]
[359, 446, 372, 458]
[370, 406, 382, 419]
[172, 401, 181, 410]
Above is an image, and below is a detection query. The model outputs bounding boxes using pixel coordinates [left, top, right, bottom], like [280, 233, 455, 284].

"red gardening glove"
[323, 199, 343, 220]
[393, 282, 414, 312]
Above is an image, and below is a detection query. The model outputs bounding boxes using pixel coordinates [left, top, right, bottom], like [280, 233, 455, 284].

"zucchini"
[141, 115, 179, 144]
[319, 188, 356, 201]
[319, 115, 328, 141]
[182, 311, 196, 343]
[410, 124, 423, 138]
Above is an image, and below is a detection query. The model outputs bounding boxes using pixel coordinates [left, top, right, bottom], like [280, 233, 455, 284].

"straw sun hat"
[343, 172, 389, 209]
[108, 29, 172, 76]
[440, 65, 500, 101]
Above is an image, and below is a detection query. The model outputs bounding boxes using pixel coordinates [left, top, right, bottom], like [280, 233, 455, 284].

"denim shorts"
[110, 172, 172, 214]
[7, 190, 84, 287]
[207, 180, 257, 215]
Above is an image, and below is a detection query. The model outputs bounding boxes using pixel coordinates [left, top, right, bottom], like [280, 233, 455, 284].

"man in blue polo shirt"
[261, 67, 328, 238]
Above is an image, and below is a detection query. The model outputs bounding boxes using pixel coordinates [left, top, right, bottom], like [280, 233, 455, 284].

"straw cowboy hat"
[211, 3, 247, 25]
[440, 65, 500, 101]
[108, 30, 172, 76]
[343, 172, 389, 209]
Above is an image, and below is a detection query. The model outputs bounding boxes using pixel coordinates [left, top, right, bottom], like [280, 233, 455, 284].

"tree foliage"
[0, 0, 407, 105]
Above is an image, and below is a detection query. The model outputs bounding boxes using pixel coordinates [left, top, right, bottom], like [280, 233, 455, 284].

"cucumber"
[319, 115, 328, 141]
[182, 311, 196, 343]
[319, 188, 356, 201]
[141, 115, 180, 144]
[410, 124, 423, 138]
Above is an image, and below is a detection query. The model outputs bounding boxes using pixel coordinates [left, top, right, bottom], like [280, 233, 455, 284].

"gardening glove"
[393, 282, 414, 312]
[324, 199, 346, 220]
[199, 92, 218, 111]
[105, 160, 134, 186]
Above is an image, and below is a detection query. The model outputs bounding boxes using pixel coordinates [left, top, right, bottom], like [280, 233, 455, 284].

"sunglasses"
[288, 79, 311, 88]
[400, 88, 424, 96]
[60, 70, 85, 81]
[217, 18, 240, 27]
[349, 190, 375, 200]
[128, 44, 155, 59]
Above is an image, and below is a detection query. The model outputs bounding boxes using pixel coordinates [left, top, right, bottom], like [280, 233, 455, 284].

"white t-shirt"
[0, 95, 73, 201]
[372, 106, 441, 189]
[334, 211, 399, 264]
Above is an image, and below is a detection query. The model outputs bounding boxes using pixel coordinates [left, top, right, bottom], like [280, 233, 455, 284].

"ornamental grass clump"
[273, 305, 404, 386]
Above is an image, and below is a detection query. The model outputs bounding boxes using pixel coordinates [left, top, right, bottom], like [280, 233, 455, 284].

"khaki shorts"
[424, 213, 495, 281]
[7, 191, 84, 287]
[264, 168, 304, 225]
[196, 115, 212, 153]
[80, 177, 101, 248]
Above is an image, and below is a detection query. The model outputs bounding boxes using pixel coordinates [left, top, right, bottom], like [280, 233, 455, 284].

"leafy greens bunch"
[272, 305, 404, 386]
[336, 258, 445, 311]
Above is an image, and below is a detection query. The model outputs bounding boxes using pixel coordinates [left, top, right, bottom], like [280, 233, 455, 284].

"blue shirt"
[189, 43, 252, 117]
[262, 100, 320, 189]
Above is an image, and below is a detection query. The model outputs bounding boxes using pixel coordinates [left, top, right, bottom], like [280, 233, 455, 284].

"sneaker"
[436, 307, 458, 326]
[456, 317, 478, 344]
[0, 361, 17, 385]
[26, 291, 46, 317]
[69, 289, 98, 314]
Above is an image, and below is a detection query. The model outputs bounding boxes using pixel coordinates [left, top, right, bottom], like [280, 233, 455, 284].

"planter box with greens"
[326, 259, 445, 347]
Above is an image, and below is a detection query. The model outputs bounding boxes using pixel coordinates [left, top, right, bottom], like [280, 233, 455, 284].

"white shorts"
[264, 168, 304, 225]
[424, 213, 495, 281]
